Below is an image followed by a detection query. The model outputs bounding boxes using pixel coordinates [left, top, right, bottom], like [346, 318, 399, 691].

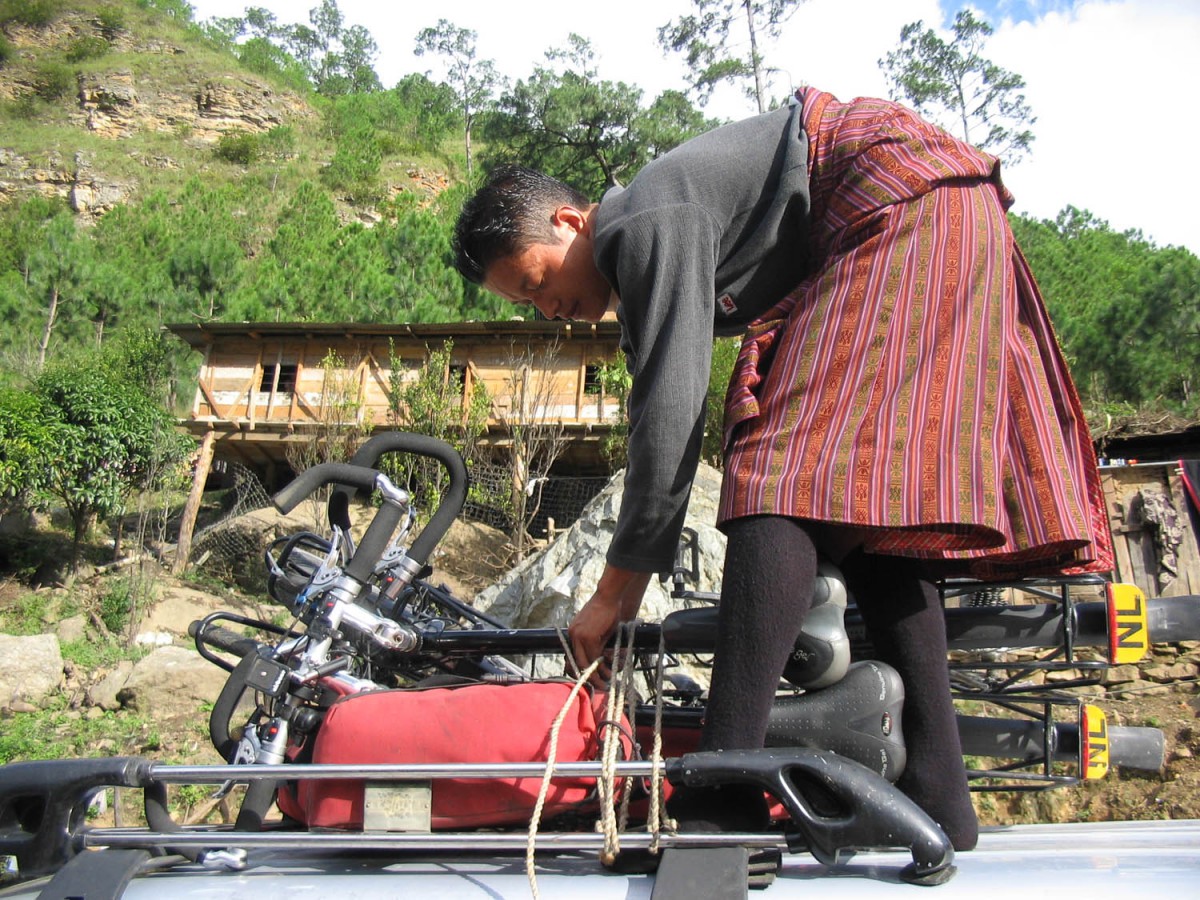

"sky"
[187, 0, 1199, 256]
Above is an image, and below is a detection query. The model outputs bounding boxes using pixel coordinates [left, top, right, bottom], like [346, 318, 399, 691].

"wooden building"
[1100, 462, 1200, 599]
[167, 319, 626, 485]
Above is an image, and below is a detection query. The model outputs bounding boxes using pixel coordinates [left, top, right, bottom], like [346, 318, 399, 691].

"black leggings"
[699, 515, 978, 851]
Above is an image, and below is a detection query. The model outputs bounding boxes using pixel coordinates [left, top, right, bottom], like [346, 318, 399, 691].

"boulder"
[0, 633, 64, 710]
[115, 646, 229, 714]
[87, 659, 135, 712]
[475, 463, 727, 630]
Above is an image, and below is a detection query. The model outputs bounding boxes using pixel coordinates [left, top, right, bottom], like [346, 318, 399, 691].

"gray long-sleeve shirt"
[591, 101, 813, 572]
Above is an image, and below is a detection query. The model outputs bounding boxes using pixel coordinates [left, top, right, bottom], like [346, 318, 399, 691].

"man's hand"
[568, 563, 652, 685]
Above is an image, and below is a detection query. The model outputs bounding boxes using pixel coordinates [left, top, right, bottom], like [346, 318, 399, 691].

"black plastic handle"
[342, 431, 469, 569]
[666, 748, 954, 882]
[273, 463, 383, 515]
[0, 757, 154, 878]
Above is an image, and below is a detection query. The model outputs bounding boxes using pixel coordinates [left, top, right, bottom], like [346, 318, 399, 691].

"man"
[453, 87, 1113, 851]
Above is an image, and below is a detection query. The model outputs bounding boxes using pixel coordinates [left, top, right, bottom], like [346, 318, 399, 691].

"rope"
[647, 627, 673, 851]
[525, 621, 676, 895]
[555, 625, 581, 680]
[525, 657, 601, 900]
[596, 623, 630, 864]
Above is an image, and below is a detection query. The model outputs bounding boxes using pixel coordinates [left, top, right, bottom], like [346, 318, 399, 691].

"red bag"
[281, 681, 628, 830]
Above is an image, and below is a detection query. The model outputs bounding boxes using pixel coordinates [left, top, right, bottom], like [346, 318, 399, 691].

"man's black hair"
[452, 165, 591, 285]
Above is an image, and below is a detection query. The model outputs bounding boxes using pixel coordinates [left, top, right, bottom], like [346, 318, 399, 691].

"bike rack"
[955, 692, 1092, 792]
[0, 751, 955, 885]
[942, 574, 1114, 696]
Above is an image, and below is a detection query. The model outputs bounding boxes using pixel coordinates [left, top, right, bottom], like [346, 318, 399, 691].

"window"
[584, 364, 602, 396]
[261, 363, 297, 393]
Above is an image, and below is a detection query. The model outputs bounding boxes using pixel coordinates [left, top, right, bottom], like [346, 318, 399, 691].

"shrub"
[32, 60, 76, 102]
[214, 132, 260, 166]
[65, 34, 110, 63]
[0, 33, 13, 66]
[258, 125, 296, 160]
[96, 4, 125, 40]
[0, 0, 62, 28]
[98, 581, 132, 634]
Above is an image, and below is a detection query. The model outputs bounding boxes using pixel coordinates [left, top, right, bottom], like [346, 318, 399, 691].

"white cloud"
[988, 0, 1200, 251]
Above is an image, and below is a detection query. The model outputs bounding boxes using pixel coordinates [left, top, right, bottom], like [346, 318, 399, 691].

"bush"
[258, 125, 296, 160]
[98, 582, 132, 635]
[96, 4, 125, 40]
[65, 35, 110, 63]
[0, 0, 61, 27]
[0, 33, 13, 66]
[32, 60, 76, 102]
[214, 132, 260, 166]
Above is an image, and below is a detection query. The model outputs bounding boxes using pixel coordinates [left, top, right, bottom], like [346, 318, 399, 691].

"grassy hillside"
[0, 0, 459, 224]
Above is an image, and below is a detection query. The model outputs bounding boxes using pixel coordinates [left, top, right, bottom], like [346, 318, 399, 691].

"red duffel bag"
[279, 680, 630, 830]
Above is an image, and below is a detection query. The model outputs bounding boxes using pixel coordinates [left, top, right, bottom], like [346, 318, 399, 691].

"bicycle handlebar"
[273, 463, 383, 516]
[272, 463, 403, 585]
[341, 432, 469, 571]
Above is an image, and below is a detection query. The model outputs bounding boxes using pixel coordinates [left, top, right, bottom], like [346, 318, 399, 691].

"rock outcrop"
[0, 633, 64, 711]
[475, 463, 728, 630]
[0, 11, 313, 218]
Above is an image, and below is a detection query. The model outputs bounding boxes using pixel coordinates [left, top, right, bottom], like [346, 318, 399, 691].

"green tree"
[394, 73, 459, 153]
[379, 191, 501, 323]
[0, 387, 52, 516]
[880, 8, 1036, 162]
[658, 0, 805, 113]
[1012, 207, 1200, 417]
[414, 19, 502, 179]
[321, 122, 383, 204]
[86, 191, 179, 335]
[636, 89, 719, 159]
[32, 364, 192, 570]
[486, 36, 713, 196]
[100, 326, 179, 405]
[164, 182, 250, 320]
[285, 0, 381, 95]
[23, 210, 93, 369]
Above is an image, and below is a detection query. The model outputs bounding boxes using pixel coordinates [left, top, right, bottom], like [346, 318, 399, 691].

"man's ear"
[551, 205, 589, 235]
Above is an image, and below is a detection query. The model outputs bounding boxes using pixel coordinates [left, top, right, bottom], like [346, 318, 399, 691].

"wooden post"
[172, 430, 217, 576]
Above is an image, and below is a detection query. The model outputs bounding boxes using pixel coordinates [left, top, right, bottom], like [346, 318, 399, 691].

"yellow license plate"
[1081, 704, 1109, 780]
[1106, 583, 1149, 664]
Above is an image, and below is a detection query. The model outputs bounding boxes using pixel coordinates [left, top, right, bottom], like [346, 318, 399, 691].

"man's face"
[482, 206, 614, 322]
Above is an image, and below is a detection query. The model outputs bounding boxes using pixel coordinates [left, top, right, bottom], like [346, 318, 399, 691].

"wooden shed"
[167, 319, 626, 483]
[1100, 461, 1200, 598]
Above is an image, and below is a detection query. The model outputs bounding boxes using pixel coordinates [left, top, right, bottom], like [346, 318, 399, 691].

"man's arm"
[570, 204, 721, 675]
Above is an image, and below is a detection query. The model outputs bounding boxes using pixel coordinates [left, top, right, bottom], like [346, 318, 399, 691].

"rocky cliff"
[0, 8, 313, 218]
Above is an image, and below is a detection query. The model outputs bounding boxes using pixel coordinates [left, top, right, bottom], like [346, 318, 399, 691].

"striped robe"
[718, 88, 1113, 578]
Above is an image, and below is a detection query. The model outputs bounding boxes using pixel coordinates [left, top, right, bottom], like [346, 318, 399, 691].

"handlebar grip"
[272, 463, 383, 515]
[342, 432, 469, 568]
[188, 620, 262, 660]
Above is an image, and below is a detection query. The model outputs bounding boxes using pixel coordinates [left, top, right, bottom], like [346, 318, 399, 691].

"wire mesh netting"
[191, 462, 277, 589]
[463, 464, 610, 538]
[189, 460, 612, 584]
